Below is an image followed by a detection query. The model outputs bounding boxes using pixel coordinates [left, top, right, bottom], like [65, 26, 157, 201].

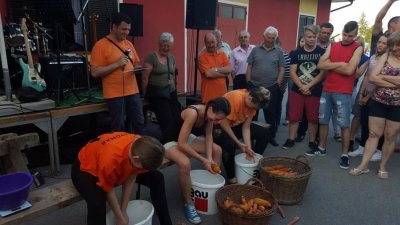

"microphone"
[124, 49, 131, 56]
[122, 49, 131, 71]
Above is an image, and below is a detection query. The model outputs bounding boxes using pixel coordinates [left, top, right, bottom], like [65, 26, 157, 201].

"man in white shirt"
[230, 30, 255, 89]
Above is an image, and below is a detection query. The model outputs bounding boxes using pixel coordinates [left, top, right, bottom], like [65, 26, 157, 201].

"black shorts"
[368, 100, 400, 122]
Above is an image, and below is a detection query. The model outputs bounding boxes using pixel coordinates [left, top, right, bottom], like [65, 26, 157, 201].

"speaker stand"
[73, 0, 102, 105]
[193, 29, 200, 96]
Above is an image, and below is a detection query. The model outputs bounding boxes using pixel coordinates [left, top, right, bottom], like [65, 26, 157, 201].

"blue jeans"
[106, 94, 146, 134]
[319, 91, 352, 128]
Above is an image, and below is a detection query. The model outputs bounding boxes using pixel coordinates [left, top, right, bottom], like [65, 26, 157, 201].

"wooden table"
[49, 103, 108, 172]
[0, 112, 55, 172]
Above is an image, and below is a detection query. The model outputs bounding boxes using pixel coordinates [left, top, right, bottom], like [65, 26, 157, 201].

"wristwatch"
[214, 67, 219, 72]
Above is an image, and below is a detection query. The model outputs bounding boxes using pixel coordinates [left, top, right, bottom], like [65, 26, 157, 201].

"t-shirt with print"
[290, 46, 325, 97]
[90, 38, 140, 99]
[78, 132, 147, 192]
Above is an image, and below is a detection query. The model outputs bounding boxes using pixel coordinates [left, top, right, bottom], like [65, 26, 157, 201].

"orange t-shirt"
[91, 38, 140, 99]
[224, 89, 256, 127]
[78, 132, 147, 192]
[198, 50, 230, 103]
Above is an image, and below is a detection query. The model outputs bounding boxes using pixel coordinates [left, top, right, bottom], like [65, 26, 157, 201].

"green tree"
[358, 12, 372, 47]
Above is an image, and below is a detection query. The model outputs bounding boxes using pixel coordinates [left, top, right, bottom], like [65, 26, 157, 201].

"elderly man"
[246, 26, 285, 146]
[370, 0, 399, 55]
[198, 32, 232, 103]
[309, 21, 363, 170]
[230, 30, 255, 90]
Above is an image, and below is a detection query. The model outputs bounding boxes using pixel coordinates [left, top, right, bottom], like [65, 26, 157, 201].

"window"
[218, 4, 246, 20]
[220, 5, 233, 18]
[233, 7, 246, 20]
[298, 15, 315, 39]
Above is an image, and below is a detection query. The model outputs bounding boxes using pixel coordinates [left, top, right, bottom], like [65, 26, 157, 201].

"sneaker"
[348, 146, 364, 157]
[295, 135, 305, 142]
[282, 139, 295, 149]
[370, 150, 382, 162]
[308, 142, 318, 150]
[339, 156, 350, 169]
[349, 140, 355, 152]
[305, 147, 326, 156]
[183, 203, 201, 224]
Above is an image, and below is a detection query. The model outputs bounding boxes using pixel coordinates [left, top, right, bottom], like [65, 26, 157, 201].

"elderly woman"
[350, 31, 400, 178]
[142, 32, 181, 141]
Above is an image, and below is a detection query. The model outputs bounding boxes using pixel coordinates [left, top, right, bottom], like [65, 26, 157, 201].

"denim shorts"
[319, 91, 352, 128]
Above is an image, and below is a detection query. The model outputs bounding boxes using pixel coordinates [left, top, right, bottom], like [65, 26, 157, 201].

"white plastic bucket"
[106, 200, 154, 225]
[190, 170, 225, 215]
[235, 153, 263, 184]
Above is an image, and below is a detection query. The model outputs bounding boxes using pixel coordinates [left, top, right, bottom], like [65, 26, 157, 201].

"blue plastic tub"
[0, 172, 33, 211]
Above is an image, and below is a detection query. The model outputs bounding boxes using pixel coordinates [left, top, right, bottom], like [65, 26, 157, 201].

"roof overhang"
[331, 0, 354, 12]
[331, 0, 353, 2]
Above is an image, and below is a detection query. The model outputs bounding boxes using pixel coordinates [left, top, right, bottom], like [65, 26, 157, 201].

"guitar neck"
[21, 18, 34, 69]
[24, 34, 34, 68]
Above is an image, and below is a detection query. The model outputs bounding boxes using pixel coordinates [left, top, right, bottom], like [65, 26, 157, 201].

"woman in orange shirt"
[214, 87, 271, 184]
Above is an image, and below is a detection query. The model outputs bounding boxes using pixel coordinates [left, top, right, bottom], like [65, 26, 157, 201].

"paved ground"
[18, 93, 400, 225]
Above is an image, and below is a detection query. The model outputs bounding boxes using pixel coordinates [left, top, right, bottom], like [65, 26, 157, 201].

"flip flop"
[377, 170, 389, 179]
[349, 168, 370, 176]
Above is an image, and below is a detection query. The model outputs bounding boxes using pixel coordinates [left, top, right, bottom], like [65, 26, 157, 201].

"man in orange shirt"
[91, 13, 145, 134]
[198, 32, 232, 103]
[71, 132, 172, 225]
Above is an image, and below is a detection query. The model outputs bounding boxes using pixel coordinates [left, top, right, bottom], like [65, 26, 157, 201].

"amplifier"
[39, 56, 89, 91]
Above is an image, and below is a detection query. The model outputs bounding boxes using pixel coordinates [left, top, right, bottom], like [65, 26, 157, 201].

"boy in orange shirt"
[71, 132, 172, 225]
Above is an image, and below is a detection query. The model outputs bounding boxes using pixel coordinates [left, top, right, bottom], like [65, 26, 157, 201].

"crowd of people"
[71, 1, 400, 224]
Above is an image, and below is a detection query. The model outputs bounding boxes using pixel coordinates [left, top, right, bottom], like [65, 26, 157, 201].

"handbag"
[146, 54, 173, 99]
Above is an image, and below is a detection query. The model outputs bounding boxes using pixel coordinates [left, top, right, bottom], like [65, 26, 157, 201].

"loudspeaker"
[186, 0, 217, 30]
[120, 3, 143, 37]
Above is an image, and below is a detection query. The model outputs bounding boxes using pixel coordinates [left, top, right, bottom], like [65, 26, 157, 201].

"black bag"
[145, 54, 174, 99]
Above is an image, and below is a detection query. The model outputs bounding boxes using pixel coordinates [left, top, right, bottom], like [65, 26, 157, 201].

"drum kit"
[3, 13, 52, 56]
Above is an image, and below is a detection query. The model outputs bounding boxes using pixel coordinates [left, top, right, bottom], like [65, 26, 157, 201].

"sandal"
[349, 168, 370, 176]
[377, 170, 389, 179]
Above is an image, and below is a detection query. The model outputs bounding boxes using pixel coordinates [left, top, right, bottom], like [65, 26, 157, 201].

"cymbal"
[15, 6, 36, 11]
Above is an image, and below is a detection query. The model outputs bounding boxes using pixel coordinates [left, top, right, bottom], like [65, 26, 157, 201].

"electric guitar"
[90, 13, 99, 48]
[19, 18, 46, 92]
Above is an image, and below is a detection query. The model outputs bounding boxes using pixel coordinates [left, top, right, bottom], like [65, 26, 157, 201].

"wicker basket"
[258, 156, 312, 205]
[215, 178, 277, 225]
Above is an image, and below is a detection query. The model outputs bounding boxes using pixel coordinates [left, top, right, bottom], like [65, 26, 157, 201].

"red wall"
[317, 0, 331, 25]
[0, 0, 7, 24]
[248, 0, 300, 52]
[124, 0, 186, 92]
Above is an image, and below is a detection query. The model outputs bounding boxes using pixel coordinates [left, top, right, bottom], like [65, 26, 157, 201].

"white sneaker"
[349, 146, 364, 157]
[370, 150, 382, 162]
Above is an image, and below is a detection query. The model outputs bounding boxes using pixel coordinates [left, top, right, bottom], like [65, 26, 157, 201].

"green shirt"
[144, 52, 176, 91]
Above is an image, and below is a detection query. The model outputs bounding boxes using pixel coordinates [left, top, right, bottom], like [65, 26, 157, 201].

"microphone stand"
[74, 0, 101, 105]
[0, 12, 13, 101]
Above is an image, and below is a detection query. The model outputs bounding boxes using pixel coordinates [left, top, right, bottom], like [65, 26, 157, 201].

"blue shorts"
[318, 91, 352, 128]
